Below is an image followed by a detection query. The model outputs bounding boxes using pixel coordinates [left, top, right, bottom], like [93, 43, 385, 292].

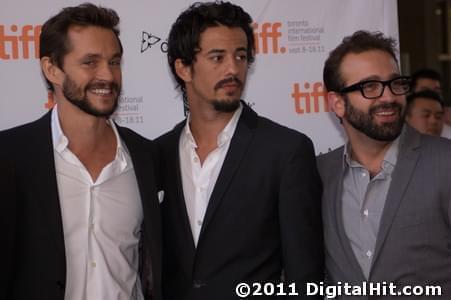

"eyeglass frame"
[338, 76, 411, 99]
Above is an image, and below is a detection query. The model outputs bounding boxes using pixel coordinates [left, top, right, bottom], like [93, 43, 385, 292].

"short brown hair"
[40, 2, 122, 91]
[323, 30, 398, 93]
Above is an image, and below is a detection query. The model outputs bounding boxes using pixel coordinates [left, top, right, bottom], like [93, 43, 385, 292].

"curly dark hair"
[167, 1, 255, 94]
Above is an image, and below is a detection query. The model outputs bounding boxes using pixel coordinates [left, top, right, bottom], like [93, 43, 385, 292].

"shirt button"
[363, 209, 369, 217]
[366, 250, 372, 258]
[193, 280, 205, 288]
[91, 261, 96, 268]
[197, 220, 202, 226]
[193, 156, 199, 163]
[362, 172, 367, 177]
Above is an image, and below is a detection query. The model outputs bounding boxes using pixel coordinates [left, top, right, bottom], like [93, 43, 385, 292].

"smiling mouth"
[86, 80, 120, 98]
[370, 103, 403, 120]
[90, 88, 113, 96]
[374, 110, 396, 116]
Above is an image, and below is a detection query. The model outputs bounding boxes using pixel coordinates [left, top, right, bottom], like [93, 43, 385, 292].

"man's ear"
[329, 91, 346, 118]
[174, 58, 192, 83]
[40, 56, 64, 88]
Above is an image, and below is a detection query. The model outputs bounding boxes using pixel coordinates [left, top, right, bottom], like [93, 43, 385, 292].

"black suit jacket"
[0, 111, 162, 300]
[156, 102, 324, 300]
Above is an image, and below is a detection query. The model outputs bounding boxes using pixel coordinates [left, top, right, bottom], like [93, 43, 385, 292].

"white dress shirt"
[51, 106, 144, 300]
[179, 104, 242, 246]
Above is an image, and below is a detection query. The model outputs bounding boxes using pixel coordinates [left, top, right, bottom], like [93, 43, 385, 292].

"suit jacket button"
[56, 280, 65, 290]
[192, 280, 205, 288]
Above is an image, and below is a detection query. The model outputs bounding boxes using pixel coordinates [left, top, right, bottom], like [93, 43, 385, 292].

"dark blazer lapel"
[370, 126, 421, 275]
[117, 126, 160, 230]
[166, 123, 197, 271]
[327, 150, 366, 281]
[28, 111, 66, 273]
[117, 126, 162, 297]
[199, 103, 257, 242]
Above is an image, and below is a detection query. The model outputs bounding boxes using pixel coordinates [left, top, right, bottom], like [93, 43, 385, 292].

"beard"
[62, 75, 121, 118]
[212, 76, 243, 113]
[212, 98, 241, 112]
[344, 97, 405, 141]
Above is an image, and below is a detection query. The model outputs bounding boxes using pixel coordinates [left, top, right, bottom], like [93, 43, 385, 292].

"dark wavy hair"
[167, 1, 255, 94]
[40, 2, 122, 91]
[323, 30, 398, 93]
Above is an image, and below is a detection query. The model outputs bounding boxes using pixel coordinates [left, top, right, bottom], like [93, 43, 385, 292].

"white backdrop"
[0, 0, 398, 154]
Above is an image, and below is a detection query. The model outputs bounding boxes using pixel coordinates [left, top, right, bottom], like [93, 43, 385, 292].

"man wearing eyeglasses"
[318, 30, 451, 299]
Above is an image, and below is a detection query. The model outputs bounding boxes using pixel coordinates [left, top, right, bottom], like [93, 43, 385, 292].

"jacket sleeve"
[278, 135, 324, 299]
[0, 156, 17, 299]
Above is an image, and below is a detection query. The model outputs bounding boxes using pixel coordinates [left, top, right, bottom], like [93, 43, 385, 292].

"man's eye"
[110, 59, 121, 66]
[211, 55, 223, 62]
[83, 60, 96, 66]
[362, 82, 380, 91]
[236, 54, 247, 61]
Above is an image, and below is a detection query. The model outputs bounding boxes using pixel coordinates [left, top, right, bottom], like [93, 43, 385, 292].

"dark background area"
[398, 0, 451, 104]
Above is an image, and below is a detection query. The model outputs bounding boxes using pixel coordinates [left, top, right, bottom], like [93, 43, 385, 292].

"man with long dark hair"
[156, 2, 324, 299]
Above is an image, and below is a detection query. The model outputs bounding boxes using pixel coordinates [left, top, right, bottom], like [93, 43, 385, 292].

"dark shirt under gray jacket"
[318, 125, 451, 299]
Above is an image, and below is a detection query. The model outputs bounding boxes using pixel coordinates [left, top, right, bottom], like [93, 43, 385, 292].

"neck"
[56, 98, 115, 153]
[188, 101, 236, 148]
[186, 100, 238, 165]
[55, 98, 117, 182]
[345, 125, 393, 176]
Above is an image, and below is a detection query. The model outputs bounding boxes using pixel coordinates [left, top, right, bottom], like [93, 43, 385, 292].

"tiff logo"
[291, 82, 331, 114]
[253, 22, 285, 54]
[0, 24, 41, 60]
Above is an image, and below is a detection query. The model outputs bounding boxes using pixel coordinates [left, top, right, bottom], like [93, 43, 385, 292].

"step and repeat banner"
[0, 0, 398, 153]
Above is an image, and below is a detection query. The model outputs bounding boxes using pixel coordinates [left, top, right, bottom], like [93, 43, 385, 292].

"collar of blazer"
[370, 124, 421, 277]
[172, 100, 258, 135]
[162, 100, 259, 268]
[323, 125, 422, 280]
[321, 123, 423, 282]
[22, 110, 159, 281]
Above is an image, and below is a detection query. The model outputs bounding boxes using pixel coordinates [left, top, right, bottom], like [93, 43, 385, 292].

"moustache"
[369, 102, 403, 115]
[214, 76, 242, 90]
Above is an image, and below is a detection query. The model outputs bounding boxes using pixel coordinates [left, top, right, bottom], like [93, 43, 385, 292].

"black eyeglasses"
[339, 76, 411, 99]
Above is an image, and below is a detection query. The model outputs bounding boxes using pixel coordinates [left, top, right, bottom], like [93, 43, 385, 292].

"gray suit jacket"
[318, 125, 451, 299]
